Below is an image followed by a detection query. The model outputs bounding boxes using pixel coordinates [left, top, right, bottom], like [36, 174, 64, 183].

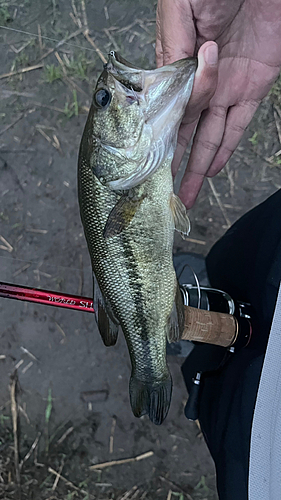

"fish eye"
[94, 89, 111, 109]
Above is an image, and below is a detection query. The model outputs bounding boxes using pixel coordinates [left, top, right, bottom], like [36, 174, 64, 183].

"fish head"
[89, 51, 197, 190]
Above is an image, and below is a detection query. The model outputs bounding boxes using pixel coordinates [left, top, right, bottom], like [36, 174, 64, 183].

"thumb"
[172, 42, 218, 176]
[184, 41, 219, 124]
[156, 0, 196, 67]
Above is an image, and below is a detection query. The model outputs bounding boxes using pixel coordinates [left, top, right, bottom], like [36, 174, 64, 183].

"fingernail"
[205, 44, 218, 66]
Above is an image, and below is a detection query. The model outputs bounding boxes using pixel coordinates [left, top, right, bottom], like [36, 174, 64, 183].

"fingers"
[172, 42, 218, 176]
[156, 0, 195, 67]
[178, 171, 205, 209]
[206, 99, 260, 177]
[178, 104, 227, 208]
[178, 99, 260, 208]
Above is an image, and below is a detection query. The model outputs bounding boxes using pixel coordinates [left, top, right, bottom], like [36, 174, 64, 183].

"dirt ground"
[0, 1, 281, 499]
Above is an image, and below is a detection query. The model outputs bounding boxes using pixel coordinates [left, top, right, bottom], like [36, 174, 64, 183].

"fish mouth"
[106, 50, 197, 94]
[105, 51, 145, 92]
[104, 52, 197, 190]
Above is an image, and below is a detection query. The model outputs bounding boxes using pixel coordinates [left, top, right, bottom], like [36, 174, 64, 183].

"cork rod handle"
[181, 305, 238, 347]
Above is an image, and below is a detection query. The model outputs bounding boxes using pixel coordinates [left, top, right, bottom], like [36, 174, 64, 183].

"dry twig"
[55, 322, 67, 340]
[18, 404, 30, 424]
[104, 28, 120, 51]
[80, 0, 88, 30]
[54, 51, 87, 96]
[31, 101, 65, 113]
[83, 31, 107, 64]
[104, 6, 109, 20]
[109, 416, 116, 454]
[274, 109, 281, 145]
[48, 467, 94, 498]
[35, 28, 83, 63]
[13, 264, 31, 277]
[90, 450, 154, 470]
[120, 485, 138, 500]
[207, 178, 231, 228]
[131, 489, 140, 500]
[0, 64, 43, 80]
[0, 235, 13, 253]
[56, 426, 74, 445]
[19, 432, 41, 469]
[22, 361, 33, 374]
[36, 127, 62, 152]
[160, 476, 193, 500]
[52, 457, 65, 491]
[20, 346, 38, 362]
[10, 372, 21, 498]
[184, 237, 206, 246]
[0, 113, 24, 136]
[38, 24, 43, 53]
[26, 227, 48, 234]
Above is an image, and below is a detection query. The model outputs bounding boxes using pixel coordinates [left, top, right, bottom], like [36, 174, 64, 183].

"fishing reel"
[175, 283, 253, 421]
[171, 254, 254, 421]
[180, 283, 252, 350]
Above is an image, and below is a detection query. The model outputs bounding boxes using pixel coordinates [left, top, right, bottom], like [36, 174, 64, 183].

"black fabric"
[181, 189, 281, 500]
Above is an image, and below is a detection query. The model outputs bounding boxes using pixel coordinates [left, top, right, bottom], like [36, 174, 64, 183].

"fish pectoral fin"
[167, 284, 185, 343]
[103, 192, 146, 238]
[170, 193, 191, 240]
[93, 274, 119, 346]
[129, 374, 172, 425]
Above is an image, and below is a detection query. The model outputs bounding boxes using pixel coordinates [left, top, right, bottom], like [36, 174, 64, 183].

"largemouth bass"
[78, 51, 196, 425]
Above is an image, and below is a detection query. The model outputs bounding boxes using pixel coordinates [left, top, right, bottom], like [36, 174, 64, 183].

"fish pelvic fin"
[103, 192, 146, 238]
[129, 373, 172, 425]
[93, 274, 119, 346]
[167, 284, 185, 343]
[170, 193, 191, 240]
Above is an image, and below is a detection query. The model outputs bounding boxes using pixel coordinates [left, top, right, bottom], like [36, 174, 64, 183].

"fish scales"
[78, 51, 196, 424]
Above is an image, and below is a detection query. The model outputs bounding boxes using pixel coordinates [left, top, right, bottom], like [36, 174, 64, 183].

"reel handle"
[181, 306, 239, 347]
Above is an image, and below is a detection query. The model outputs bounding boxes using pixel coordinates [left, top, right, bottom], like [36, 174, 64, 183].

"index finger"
[178, 105, 227, 208]
[156, 0, 196, 67]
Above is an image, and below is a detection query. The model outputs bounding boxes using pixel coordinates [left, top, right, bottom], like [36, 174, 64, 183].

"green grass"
[0, 211, 9, 222]
[11, 53, 29, 72]
[0, 414, 10, 425]
[248, 131, 259, 146]
[169, 492, 184, 500]
[65, 54, 89, 80]
[270, 72, 281, 107]
[62, 90, 79, 120]
[44, 64, 63, 83]
[0, 5, 12, 25]
[194, 475, 210, 494]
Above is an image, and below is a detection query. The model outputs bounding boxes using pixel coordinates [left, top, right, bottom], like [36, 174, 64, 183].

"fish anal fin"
[170, 193, 191, 240]
[167, 284, 185, 343]
[93, 274, 119, 346]
[129, 374, 172, 425]
[103, 192, 146, 239]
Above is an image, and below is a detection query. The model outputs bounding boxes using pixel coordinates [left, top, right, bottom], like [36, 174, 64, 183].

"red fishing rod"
[0, 281, 251, 350]
[0, 281, 94, 313]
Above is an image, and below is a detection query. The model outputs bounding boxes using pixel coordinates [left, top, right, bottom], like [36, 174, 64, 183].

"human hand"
[156, 0, 281, 208]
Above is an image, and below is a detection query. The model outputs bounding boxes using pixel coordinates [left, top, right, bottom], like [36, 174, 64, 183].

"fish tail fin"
[129, 374, 172, 425]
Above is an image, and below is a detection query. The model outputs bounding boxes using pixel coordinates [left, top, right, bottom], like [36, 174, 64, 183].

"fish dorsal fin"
[93, 274, 119, 346]
[170, 193, 191, 240]
[103, 192, 146, 238]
